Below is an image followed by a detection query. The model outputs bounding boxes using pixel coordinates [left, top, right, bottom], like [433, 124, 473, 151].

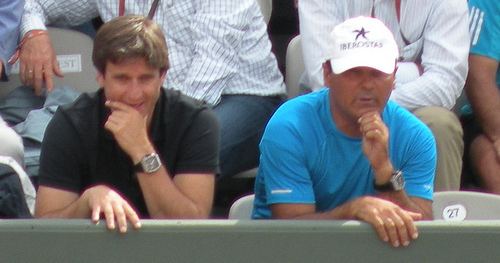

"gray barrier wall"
[0, 219, 499, 263]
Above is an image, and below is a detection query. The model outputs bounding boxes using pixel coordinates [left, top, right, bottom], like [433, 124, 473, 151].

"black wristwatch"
[134, 153, 162, 174]
[373, 170, 405, 192]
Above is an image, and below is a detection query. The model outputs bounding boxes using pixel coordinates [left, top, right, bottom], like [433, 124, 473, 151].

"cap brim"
[331, 53, 396, 74]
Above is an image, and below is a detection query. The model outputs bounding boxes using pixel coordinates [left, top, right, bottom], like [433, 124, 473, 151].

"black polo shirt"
[39, 88, 220, 217]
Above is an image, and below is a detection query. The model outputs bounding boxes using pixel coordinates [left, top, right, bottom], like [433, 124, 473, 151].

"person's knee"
[413, 106, 463, 141]
[470, 135, 495, 162]
[414, 107, 463, 191]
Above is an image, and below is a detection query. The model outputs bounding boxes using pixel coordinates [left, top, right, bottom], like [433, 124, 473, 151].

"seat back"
[285, 35, 304, 99]
[228, 194, 255, 219]
[256, 0, 272, 25]
[433, 191, 500, 220]
[0, 27, 97, 99]
[0, 156, 36, 216]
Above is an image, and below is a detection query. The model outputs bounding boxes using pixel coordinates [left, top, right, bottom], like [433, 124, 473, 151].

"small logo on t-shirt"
[271, 189, 293, 194]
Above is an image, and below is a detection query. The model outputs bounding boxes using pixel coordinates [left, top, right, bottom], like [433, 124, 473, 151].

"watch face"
[142, 153, 161, 173]
[391, 171, 405, 190]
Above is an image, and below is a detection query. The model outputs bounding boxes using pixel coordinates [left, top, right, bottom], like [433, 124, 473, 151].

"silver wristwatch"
[373, 170, 405, 192]
[134, 153, 162, 174]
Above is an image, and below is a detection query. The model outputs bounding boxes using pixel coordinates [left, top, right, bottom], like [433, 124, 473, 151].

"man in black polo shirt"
[35, 15, 220, 232]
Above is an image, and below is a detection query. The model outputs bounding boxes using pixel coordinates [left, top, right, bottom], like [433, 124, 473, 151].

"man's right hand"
[19, 31, 63, 95]
[350, 196, 422, 247]
[81, 185, 141, 233]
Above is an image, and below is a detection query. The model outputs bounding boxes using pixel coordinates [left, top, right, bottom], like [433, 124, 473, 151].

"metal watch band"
[134, 153, 162, 174]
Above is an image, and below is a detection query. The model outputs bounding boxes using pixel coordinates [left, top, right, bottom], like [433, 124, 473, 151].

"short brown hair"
[92, 15, 169, 73]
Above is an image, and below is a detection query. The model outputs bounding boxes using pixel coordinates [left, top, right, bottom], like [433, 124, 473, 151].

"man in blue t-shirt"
[253, 17, 436, 248]
[461, 0, 500, 192]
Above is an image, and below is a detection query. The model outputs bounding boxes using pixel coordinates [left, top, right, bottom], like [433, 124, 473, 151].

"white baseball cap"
[327, 16, 399, 74]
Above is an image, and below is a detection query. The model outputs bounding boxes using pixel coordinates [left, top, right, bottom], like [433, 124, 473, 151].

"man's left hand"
[104, 101, 154, 163]
[351, 196, 421, 247]
[359, 112, 392, 181]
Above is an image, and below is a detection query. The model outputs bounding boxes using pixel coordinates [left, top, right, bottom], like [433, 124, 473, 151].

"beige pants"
[0, 117, 24, 167]
[413, 107, 463, 191]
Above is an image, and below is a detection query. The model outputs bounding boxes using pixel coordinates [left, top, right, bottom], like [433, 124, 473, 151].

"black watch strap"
[373, 170, 404, 192]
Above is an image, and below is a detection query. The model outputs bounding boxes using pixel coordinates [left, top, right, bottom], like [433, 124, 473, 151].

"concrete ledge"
[1, 219, 499, 262]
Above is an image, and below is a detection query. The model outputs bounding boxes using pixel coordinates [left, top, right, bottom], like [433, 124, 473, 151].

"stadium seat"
[0, 155, 36, 215]
[233, 168, 258, 179]
[228, 194, 255, 219]
[0, 27, 97, 99]
[285, 35, 304, 99]
[433, 191, 500, 220]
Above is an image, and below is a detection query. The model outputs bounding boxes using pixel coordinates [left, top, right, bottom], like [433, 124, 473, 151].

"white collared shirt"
[22, 0, 285, 105]
[299, 0, 470, 110]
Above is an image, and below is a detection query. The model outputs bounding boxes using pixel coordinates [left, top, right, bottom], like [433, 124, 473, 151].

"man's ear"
[390, 65, 397, 90]
[323, 60, 333, 81]
[160, 69, 167, 83]
[96, 71, 105, 88]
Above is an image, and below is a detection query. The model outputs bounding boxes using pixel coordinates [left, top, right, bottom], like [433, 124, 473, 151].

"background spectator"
[461, 0, 499, 192]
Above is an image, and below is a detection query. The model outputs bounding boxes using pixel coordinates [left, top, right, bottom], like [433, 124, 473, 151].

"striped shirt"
[21, 0, 285, 105]
[0, 0, 24, 78]
[299, 0, 470, 110]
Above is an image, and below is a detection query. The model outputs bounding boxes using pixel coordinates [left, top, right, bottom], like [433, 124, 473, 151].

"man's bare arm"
[137, 170, 214, 218]
[35, 186, 88, 218]
[358, 112, 433, 219]
[465, 55, 500, 145]
[35, 185, 141, 232]
[271, 196, 422, 247]
[376, 191, 433, 219]
[104, 101, 215, 218]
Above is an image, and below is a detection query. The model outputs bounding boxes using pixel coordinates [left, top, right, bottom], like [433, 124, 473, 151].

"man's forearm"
[272, 198, 365, 221]
[136, 167, 212, 219]
[466, 56, 500, 142]
[376, 191, 432, 219]
[35, 195, 90, 219]
[371, 161, 432, 219]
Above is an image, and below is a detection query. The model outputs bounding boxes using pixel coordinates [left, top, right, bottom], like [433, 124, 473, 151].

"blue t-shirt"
[469, 0, 499, 86]
[252, 89, 436, 219]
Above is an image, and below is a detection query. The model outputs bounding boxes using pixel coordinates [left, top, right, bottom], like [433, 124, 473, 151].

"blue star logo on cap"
[353, 27, 369, 41]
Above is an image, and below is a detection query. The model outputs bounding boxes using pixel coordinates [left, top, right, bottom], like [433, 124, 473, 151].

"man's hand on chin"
[104, 100, 154, 163]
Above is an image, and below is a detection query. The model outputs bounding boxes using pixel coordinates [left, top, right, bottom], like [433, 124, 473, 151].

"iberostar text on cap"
[328, 16, 399, 74]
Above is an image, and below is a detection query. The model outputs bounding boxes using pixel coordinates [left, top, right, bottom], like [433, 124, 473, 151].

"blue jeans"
[213, 95, 283, 179]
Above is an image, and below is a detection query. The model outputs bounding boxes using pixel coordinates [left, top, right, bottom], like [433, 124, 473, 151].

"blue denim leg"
[213, 95, 283, 179]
